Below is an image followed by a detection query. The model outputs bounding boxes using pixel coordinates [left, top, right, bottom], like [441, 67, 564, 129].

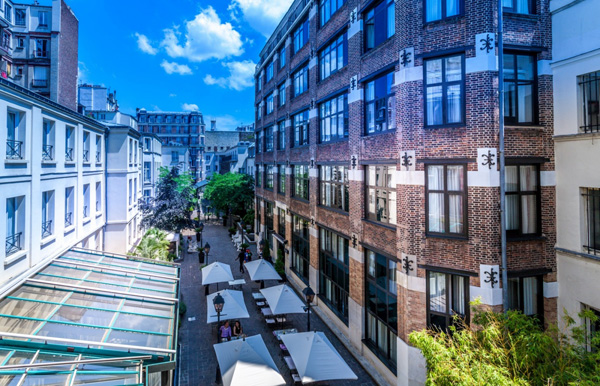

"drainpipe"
[103, 128, 109, 252]
[498, 0, 508, 313]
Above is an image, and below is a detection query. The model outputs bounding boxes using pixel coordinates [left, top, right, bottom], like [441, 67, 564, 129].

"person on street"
[235, 250, 245, 273]
[244, 249, 252, 263]
[219, 321, 232, 342]
[232, 321, 243, 338]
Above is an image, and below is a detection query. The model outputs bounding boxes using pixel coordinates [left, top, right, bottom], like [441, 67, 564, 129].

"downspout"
[103, 127, 109, 252]
[498, 0, 508, 312]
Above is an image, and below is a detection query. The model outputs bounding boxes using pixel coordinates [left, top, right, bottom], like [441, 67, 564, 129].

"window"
[320, 0, 346, 26]
[39, 11, 48, 27]
[144, 162, 151, 182]
[319, 34, 347, 80]
[278, 208, 286, 238]
[425, 0, 461, 22]
[16, 65, 23, 77]
[6, 110, 24, 160]
[257, 103, 262, 120]
[507, 275, 542, 321]
[291, 215, 310, 282]
[425, 54, 464, 126]
[266, 165, 275, 190]
[278, 83, 286, 107]
[42, 119, 54, 161]
[320, 94, 348, 142]
[256, 167, 263, 187]
[266, 93, 274, 115]
[277, 121, 286, 150]
[95, 182, 101, 213]
[584, 188, 600, 255]
[257, 130, 263, 153]
[128, 180, 133, 206]
[293, 165, 309, 200]
[584, 305, 600, 352]
[16, 37, 24, 49]
[578, 71, 600, 133]
[265, 201, 274, 232]
[171, 151, 179, 164]
[257, 74, 263, 92]
[504, 53, 536, 125]
[35, 39, 48, 58]
[365, 72, 395, 134]
[293, 18, 309, 54]
[42, 191, 54, 239]
[265, 126, 274, 152]
[15, 9, 25, 26]
[320, 165, 349, 212]
[427, 271, 469, 330]
[65, 187, 74, 227]
[266, 62, 274, 82]
[293, 110, 309, 147]
[4, 3, 11, 23]
[144, 138, 151, 150]
[6, 196, 25, 256]
[502, 0, 532, 14]
[1, 31, 9, 50]
[279, 46, 286, 69]
[505, 164, 540, 237]
[95, 135, 102, 163]
[65, 126, 74, 161]
[319, 228, 349, 322]
[83, 184, 90, 219]
[82, 131, 90, 163]
[366, 165, 397, 225]
[426, 164, 466, 235]
[365, 249, 397, 370]
[364, 0, 395, 52]
[278, 164, 286, 194]
[293, 65, 308, 97]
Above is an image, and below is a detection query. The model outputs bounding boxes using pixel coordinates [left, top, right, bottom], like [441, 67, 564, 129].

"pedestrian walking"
[198, 249, 205, 264]
[235, 250, 245, 273]
[244, 249, 252, 263]
[219, 321, 232, 342]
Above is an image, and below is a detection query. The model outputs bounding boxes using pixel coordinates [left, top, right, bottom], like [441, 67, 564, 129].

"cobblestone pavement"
[177, 222, 377, 386]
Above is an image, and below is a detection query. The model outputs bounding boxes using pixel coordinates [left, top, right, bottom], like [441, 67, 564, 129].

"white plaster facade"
[142, 133, 162, 202]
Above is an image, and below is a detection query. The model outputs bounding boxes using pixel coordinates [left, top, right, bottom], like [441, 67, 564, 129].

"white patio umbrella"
[214, 334, 285, 386]
[202, 262, 234, 285]
[244, 259, 281, 281]
[206, 289, 249, 323]
[259, 284, 305, 315]
[280, 331, 358, 383]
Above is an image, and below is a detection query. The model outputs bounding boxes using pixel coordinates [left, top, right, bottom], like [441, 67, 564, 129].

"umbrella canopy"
[244, 259, 281, 281]
[206, 289, 249, 323]
[214, 334, 285, 386]
[280, 331, 357, 383]
[259, 284, 305, 315]
[202, 262, 234, 285]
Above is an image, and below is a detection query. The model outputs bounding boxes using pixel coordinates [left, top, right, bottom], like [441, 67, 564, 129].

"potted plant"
[275, 249, 286, 282]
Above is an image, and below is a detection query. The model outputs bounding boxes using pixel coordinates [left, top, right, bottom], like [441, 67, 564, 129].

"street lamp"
[213, 293, 225, 342]
[196, 222, 204, 247]
[204, 242, 211, 263]
[302, 286, 315, 332]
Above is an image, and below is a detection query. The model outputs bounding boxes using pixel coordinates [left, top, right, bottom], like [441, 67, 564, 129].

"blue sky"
[42, 0, 293, 129]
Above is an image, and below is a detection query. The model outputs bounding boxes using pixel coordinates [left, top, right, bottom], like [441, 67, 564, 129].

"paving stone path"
[177, 222, 378, 386]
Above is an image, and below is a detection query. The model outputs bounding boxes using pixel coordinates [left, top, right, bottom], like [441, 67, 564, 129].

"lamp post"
[196, 222, 204, 247]
[204, 242, 211, 263]
[213, 293, 225, 342]
[303, 286, 315, 332]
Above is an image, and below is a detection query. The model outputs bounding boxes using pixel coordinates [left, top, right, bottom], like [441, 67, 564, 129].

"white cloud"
[203, 60, 255, 91]
[169, 93, 177, 97]
[161, 7, 244, 62]
[78, 61, 88, 84]
[160, 60, 193, 75]
[182, 103, 199, 111]
[230, 0, 293, 37]
[135, 33, 158, 55]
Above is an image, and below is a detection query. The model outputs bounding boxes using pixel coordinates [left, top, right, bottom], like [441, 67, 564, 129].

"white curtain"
[520, 166, 537, 233]
[446, 0, 459, 16]
[451, 276, 465, 315]
[429, 272, 446, 313]
[517, 0, 529, 13]
[448, 166, 464, 233]
[505, 166, 519, 230]
[523, 277, 538, 315]
[426, 0, 441, 21]
[446, 84, 462, 123]
[428, 166, 445, 232]
[427, 86, 443, 125]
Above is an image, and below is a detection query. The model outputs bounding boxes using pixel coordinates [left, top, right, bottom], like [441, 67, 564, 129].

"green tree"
[133, 228, 171, 261]
[203, 172, 254, 220]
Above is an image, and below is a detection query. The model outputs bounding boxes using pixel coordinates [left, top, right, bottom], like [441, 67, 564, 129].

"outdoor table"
[256, 301, 266, 307]
[228, 279, 246, 290]
[251, 292, 265, 300]
[273, 328, 297, 341]
[261, 307, 273, 316]
[284, 356, 297, 371]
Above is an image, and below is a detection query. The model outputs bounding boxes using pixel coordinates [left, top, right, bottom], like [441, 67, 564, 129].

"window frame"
[507, 273, 544, 324]
[279, 46, 286, 69]
[424, 0, 464, 23]
[363, 0, 395, 53]
[278, 164, 286, 195]
[426, 270, 470, 331]
[583, 188, 600, 255]
[365, 165, 397, 225]
[364, 71, 396, 135]
[319, 165, 349, 212]
[425, 163, 468, 237]
[319, 33, 347, 81]
[265, 201, 274, 232]
[265, 126, 274, 152]
[423, 53, 466, 128]
[277, 121, 286, 150]
[319, 0, 346, 27]
[293, 18, 309, 55]
[319, 227, 349, 323]
[278, 208, 286, 238]
[502, 0, 534, 15]
[292, 164, 310, 201]
[266, 93, 274, 115]
[578, 71, 600, 133]
[504, 162, 541, 238]
[278, 83, 286, 107]
[266, 62, 274, 82]
[293, 65, 309, 97]
[291, 214, 310, 283]
[503, 52, 538, 125]
[292, 110, 309, 147]
[320, 93, 349, 142]
[265, 165, 275, 190]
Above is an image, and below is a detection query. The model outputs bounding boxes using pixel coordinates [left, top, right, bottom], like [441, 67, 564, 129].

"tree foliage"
[132, 228, 171, 261]
[141, 167, 196, 233]
[409, 305, 600, 386]
[203, 173, 254, 217]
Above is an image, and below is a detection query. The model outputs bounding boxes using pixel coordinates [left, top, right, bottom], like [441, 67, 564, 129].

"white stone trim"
[349, 246, 363, 263]
[543, 281, 558, 298]
[309, 265, 318, 291]
[309, 226, 318, 238]
[396, 170, 424, 186]
[348, 297, 363, 347]
[309, 56, 318, 69]
[348, 18, 362, 39]
[540, 171, 556, 187]
[470, 285, 503, 306]
[285, 78, 292, 87]
[309, 2, 317, 19]
[285, 167, 292, 175]
[348, 169, 363, 182]
[397, 337, 427, 386]
[395, 66, 423, 85]
[309, 108, 318, 119]
[538, 60, 552, 76]
[275, 201, 287, 211]
[397, 271, 426, 293]
[349, 87, 363, 104]
[467, 170, 500, 187]
[309, 168, 318, 178]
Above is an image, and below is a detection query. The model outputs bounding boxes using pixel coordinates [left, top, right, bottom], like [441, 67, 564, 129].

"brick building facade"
[254, 0, 555, 383]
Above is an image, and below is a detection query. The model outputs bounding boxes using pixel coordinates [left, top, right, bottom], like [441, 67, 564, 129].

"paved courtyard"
[177, 222, 377, 385]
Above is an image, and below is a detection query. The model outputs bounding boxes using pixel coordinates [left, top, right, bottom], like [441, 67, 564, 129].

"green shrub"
[179, 301, 187, 316]
[275, 248, 285, 277]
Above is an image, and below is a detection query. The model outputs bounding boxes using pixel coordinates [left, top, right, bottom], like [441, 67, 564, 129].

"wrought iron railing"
[42, 145, 53, 161]
[83, 205, 88, 218]
[96, 200, 100, 212]
[32, 79, 48, 87]
[6, 140, 23, 159]
[41, 220, 52, 238]
[65, 147, 74, 162]
[6, 232, 22, 256]
[95, 151, 101, 163]
[82, 149, 89, 163]
[65, 212, 73, 227]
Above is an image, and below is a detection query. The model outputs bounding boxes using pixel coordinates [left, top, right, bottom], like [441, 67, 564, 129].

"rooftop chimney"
[211, 120, 216, 131]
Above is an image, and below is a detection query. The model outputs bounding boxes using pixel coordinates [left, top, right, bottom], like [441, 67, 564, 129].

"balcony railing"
[95, 151, 101, 163]
[96, 200, 100, 212]
[32, 79, 48, 88]
[65, 212, 73, 227]
[83, 205, 88, 218]
[82, 149, 89, 163]
[41, 220, 52, 238]
[65, 147, 74, 162]
[6, 232, 22, 256]
[42, 145, 53, 161]
[6, 140, 23, 160]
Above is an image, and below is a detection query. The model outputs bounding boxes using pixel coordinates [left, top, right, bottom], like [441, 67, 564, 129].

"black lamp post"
[196, 222, 204, 246]
[204, 242, 211, 263]
[213, 293, 225, 342]
[303, 286, 315, 332]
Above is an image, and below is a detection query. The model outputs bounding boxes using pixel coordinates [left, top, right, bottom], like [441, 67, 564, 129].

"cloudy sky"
[61, 0, 293, 129]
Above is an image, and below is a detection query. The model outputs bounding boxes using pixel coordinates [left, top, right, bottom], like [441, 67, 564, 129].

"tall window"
[293, 165, 309, 200]
[320, 165, 349, 212]
[35, 39, 48, 58]
[365, 249, 397, 370]
[42, 120, 54, 161]
[584, 305, 600, 352]
[266, 165, 275, 190]
[266, 62, 274, 82]
[293, 18, 309, 54]
[505, 164, 540, 237]
[319, 34, 347, 80]
[257, 103, 262, 120]
[426, 164, 466, 235]
[502, 0, 532, 14]
[293, 110, 309, 147]
[425, 0, 461, 22]
[319, 228, 349, 322]
[427, 271, 469, 330]
[278, 83, 286, 107]
[364, 0, 395, 52]
[320, 0, 346, 26]
[265, 201, 274, 232]
[256, 167, 263, 187]
[64, 187, 74, 227]
[42, 191, 54, 238]
[278, 208, 286, 238]
[257, 130, 263, 153]
[266, 93, 274, 115]
[144, 162, 151, 182]
[293, 65, 308, 97]
[279, 46, 286, 69]
[39, 11, 48, 27]
[320, 94, 348, 142]
[265, 126, 274, 152]
[15, 9, 25, 26]
[291, 215, 310, 282]
[584, 188, 600, 255]
[6, 110, 24, 160]
[366, 165, 397, 225]
[4, 3, 11, 23]
[95, 135, 102, 163]
[277, 121, 286, 150]
[257, 74, 263, 92]
[578, 71, 600, 133]
[507, 275, 542, 321]
[96, 182, 102, 213]
[504, 53, 536, 124]
[365, 72, 395, 134]
[425, 54, 464, 126]
[6, 196, 24, 256]
[278, 164, 286, 194]
[65, 126, 74, 162]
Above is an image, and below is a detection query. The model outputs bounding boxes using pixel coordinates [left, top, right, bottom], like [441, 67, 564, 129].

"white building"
[552, 0, 600, 331]
[0, 77, 105, 286]
[142, 133, 162, 203]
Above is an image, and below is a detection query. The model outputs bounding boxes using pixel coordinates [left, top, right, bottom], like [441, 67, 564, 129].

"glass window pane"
[429, 272, 446, 313]
[445, 56, 462, 82]
[106, 330, 168, 349]
[521, 195, 537, 234]
[449, 194, 463, 234]
[522, 277, 538, 315]
[426, 59, 442, 84]
[65, 293, 121, 310]
[447, 165, 464, 191]
[113, 314, 171, 334]
[505, 166, 518, 191]
[0, 316, 41, 335]
[428, 193, 445, 232]
[36, 323, 106, 342]
[518, 84, 534, 122]
[121, 300, 174, 318]
[446, 84, 462, 123]
[426, 0, 442, 22]
[0, 299, 55, 320]
[519, 165, 537, 191]
[426, 86, 443, 125]
[51, 307, 114, 327]
[506, 195, 520, 230]
[517, 55, 534, 81]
